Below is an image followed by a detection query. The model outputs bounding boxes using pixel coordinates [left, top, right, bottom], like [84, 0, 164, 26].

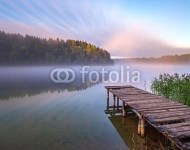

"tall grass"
[151, 73, 190, 106]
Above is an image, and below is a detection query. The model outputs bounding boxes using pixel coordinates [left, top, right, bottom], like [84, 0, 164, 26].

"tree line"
[114, 54, 190, 64]
[0, 31, 113, 65]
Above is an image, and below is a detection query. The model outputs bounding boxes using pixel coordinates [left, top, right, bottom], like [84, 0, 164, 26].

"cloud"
[0, 0, 190, 57]
[0, 19, 68, 39]
[102, 26, 190, 57]
[0, 0, 122, 42]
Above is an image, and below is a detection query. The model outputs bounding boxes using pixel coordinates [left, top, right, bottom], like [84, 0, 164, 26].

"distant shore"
[113, 54, 190, 64]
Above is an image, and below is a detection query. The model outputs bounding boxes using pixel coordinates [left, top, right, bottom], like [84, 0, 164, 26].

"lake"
[0, 64, 189, 150]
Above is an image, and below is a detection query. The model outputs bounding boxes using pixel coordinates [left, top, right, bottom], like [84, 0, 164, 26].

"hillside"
[0, 31, 113, 65]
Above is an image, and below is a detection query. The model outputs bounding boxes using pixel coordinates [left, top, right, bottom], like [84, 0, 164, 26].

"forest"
[114, 54, 190, 64]
[0, 31, 113, 65]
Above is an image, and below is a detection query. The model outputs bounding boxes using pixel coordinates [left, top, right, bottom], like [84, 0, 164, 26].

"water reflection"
[0, 84, 129, 150]
[0, 65, 143, 100]
[1, 64, 190, 100]
[0, 64, 188, 149]
[0, 66, 103, 100]
[0, 64, 190, 100]
[105, 103, 169, 150]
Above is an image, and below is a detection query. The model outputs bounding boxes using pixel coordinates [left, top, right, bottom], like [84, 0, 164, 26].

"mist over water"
[0, 64, 190, 149]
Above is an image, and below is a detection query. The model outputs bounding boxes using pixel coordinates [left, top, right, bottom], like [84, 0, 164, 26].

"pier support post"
[122, 101, 126, 117]
[117, 97, 119, 110]
[113, 106, 115, 116]
[106, 98, 109, 110]
[113, 94, 116, 107]
[107, 89, 109, 99]
[138, 118, 141, 135]
[141, 116, 145, 137]
[126, 105, 131, 114]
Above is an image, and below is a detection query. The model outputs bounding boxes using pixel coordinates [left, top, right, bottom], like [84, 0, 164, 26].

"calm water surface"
[0, 64, 189, 150]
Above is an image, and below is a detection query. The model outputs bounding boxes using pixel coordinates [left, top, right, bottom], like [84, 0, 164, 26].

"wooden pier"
[105, 85, 190, 150]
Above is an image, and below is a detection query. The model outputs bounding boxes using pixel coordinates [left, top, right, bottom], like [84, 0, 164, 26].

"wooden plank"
[121, 97, 160, 102]
[157, 122, 190, 130]
[121, 95, 160, 100]
[169, 131, 190, 139]
[144, 108, 190, 115]
[124, 96, 160, 99]
[130, 102, 180, 109]
[137, 105, 188, 112]
[120, 93, 160, 97]
[183, 142, 190, 149]
[110, 90, 150, 94]
[105, 85, 133, 89]
[110, 88, 141, 91]
[111, 92, 152, 97]
[110, 88, 151, 92]
[149, 116, 184, 123]
[110, 88, 151, 93]
[141, 109, 168, 114]
[126, 99, 170, 104]
[111, 88, 136, 91]
[146, 111, 190, 118]
[145, 110, 190, 119]
[141, 110, 189, 120]
[142, 108, 190, 115]
[132, 105, 185, 113]
[150, 115, 190, 123]
[120, 97, 161, 101]
[120, 96, 165, 102]
[168, 107, 189, 111]
[166, 126, 190, 134]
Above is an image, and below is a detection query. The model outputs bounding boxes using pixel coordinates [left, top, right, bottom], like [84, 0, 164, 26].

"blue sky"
[0, 0, 190, 57]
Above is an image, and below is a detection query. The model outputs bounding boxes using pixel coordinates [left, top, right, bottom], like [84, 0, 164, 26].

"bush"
[151, 73, 190, 106]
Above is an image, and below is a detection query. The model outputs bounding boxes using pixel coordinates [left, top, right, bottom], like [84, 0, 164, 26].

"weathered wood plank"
[145, 111, 190, 119]
[183, 142, 190, 149]
[181, 142, 190, 150]
[126, 99, 170, 104]
[120, 94, 159, 97]
[123, 98, 159, 103]
[121, 96, 161, 101]
[168, 107, 189, 111]
[149, 116, 184, 123]
[121, 97, 162, 101]
[141, 109, 168, 114]
[105, 85, 133, 89]
[157, 122, 190, 130]
[165, 126, 190, 134]
[130, 102, 181, 109]
[110, 88, 141, 92]
[112, 89, 151, 93]
[169, 131, 190, 139]
[111, 90, 150, 95]
[150, 115, 190, 124]
[111, 92, 153, 97]
[110, 88, 152, 93]
[142, 108, 190, 116]
[137, 105, 188, 112]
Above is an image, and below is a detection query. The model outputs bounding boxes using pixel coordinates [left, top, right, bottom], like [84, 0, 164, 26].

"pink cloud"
[103, 27, 190, 57]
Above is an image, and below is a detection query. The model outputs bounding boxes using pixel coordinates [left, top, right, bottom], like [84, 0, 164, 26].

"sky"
[0, 0, 190, 57]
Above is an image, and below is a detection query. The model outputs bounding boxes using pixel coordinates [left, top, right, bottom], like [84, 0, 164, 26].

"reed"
[151, 73, 190, 106]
